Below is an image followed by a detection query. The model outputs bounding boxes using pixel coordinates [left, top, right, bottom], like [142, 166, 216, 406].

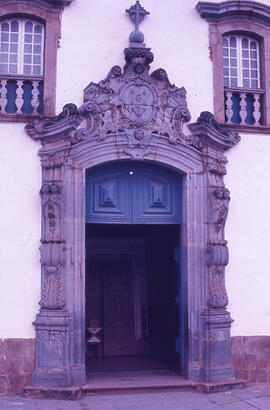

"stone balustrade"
[224, 87, 264, 126]
[0, 76, 43, 116]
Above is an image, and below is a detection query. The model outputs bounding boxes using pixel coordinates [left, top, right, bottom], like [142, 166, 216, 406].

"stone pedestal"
[201, 309, 235, 382]
[31, 310, 74, 387]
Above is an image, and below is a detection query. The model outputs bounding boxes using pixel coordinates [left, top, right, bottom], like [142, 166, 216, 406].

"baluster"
[253, 93, 261, 126]
[31, 80, 40, 114]
[239, 92, 246, 125]
[225, 91, 233, 123]
[0, 79, 8, 113]
[15, 80, 24, 114]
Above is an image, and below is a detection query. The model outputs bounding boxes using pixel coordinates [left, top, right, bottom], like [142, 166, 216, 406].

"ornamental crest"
[68, 1, 191, 157]
[120, 80, 157, 126]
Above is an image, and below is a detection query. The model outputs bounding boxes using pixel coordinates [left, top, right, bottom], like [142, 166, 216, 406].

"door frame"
[29, 119, 237, 387]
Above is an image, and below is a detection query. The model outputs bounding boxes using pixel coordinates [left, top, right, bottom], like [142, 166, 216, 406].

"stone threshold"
[24, 371, 247, 400]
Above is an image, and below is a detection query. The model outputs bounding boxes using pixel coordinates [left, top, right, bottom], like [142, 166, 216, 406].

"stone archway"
[25, 2, 240, 387]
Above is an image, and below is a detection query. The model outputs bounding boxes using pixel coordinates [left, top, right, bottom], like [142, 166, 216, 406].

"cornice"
[188, 111, 240, 151]
[196, 1, 270, 25]
[0, 0, 74, 7]
[41, 0, 74, 5]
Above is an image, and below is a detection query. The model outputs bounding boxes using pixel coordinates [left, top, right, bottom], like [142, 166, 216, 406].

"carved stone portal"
[26, 2, 240, 387]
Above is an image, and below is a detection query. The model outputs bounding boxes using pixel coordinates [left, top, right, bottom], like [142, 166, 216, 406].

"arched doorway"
[85, 162, 182, 373]
[26, 1, 239, 386]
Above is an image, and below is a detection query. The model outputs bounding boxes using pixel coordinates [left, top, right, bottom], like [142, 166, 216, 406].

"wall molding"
[196, 1, 270, 25]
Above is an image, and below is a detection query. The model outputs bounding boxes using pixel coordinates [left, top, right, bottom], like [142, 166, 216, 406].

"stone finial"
[126, 1, 149, 29]
[126, 1, 150, 48]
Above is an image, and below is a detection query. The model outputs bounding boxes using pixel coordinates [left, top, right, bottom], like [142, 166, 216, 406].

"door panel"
[86, 170, 132, 224]
[87, 258, 136, 357]
[103, 259, 135, 356]
[86, 163, 181, 224]
[85, 260, 102, 329]
[133, 170, 179, 224]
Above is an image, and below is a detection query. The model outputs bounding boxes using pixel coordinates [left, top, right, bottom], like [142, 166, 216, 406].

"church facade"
[0, 0, 270, 394]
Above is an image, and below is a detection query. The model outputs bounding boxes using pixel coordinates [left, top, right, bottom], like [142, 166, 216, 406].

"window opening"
[0, 17, 45, 116]
[222, 34, 260, 89]
[223, 33, 263, 126]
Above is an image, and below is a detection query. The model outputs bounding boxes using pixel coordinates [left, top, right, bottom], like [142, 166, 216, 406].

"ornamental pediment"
[75, 63, 191, 149]
[25, 0, 239, 157]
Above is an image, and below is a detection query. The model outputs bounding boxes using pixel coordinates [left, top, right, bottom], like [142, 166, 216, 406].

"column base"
[201, 309, 235, 383]
[31, 366, 86, 387]
[31, 370, 73, 387]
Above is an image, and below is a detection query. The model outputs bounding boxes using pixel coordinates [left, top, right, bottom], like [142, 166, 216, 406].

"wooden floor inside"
[86, 356, 172, 372]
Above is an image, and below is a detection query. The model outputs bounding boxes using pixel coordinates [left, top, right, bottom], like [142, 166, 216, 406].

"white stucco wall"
[0, 124, 41, 338]
[0, 0, 269, 338]
[226, 134, 270, 336]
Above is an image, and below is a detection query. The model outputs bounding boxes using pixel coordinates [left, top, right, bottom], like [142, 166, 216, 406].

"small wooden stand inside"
[86, 319, 103, 358]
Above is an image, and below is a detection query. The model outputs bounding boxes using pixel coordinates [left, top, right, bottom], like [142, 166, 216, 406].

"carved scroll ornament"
[188, 111, 240, 152]
[206, 242, 229, 308]
[206, 185, 231, 308]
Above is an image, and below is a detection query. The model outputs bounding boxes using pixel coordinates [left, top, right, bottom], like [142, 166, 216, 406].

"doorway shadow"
[85, 224, 180, 374]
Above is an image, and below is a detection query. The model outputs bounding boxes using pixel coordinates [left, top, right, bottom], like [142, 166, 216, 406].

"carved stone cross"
[126, 1, 149, 31]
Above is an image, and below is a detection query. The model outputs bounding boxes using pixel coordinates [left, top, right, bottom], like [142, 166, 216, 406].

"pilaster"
[189, 111, 240, 382]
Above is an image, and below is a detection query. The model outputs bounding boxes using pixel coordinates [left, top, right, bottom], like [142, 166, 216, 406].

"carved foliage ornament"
[40, 264, 64, 310]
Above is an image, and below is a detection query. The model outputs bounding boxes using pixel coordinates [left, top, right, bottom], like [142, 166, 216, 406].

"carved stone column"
[31, 155, 70, 386]
[189, 111, 240, 382]
[26, 105, 83, 387]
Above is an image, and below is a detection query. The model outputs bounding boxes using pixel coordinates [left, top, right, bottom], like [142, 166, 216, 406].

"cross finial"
[126, 1, 150, 31]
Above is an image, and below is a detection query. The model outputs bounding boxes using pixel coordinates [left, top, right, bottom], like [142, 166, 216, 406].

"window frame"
[222, 33, 261, 89]
[209, 20, 270, 131]
[0, 0, 65, 120]
[197, 1, 270, 132]
[0, 17, 45, 77]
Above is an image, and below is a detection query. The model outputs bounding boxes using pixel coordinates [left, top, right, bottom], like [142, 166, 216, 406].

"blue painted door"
[85, 162, 181, 224]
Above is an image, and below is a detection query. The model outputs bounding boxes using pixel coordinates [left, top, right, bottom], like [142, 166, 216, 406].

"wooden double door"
[85, 162, 181, 225]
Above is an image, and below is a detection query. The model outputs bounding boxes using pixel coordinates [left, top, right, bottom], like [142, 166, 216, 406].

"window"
[196, 1, 270, 131]
[222, 33, 263, 126]
[0, 0, 74, 121]
[0, 19, 45, 76]
[0, 18, 45, 115]
[222, 35, 260, 89]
